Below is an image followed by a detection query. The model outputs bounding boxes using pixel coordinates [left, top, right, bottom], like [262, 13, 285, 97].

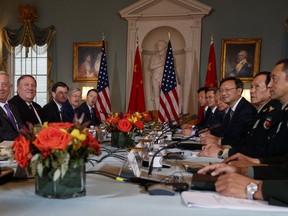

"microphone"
[148, 142, 179, 176]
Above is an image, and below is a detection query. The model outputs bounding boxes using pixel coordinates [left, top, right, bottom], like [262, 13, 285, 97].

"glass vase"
[111, 131, 134, 148]
[35, 162, 86, 199]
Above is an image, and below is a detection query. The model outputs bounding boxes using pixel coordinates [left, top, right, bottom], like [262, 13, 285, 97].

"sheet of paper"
[181, 191, 288, 212]
[127, 151, 141, 177]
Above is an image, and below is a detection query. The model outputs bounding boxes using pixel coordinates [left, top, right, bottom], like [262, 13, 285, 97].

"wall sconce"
[82, 86, 94, 100]
[242, 89, 251, 102]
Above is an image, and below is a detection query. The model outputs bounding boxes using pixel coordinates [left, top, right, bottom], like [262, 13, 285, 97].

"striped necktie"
[4, 103, 18, 130]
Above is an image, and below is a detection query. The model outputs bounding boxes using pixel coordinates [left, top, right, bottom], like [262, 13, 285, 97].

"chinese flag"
[128, 46, 146, 113]
[205, 38, 218, 88]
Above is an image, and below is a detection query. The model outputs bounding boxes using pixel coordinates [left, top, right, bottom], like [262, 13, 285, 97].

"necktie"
[29, 104, 42, 124]
[4, 104, 18, 130]
[59, 106, 63, 121]
[229, 109, 234, 121]
[90, 108, 94, 119]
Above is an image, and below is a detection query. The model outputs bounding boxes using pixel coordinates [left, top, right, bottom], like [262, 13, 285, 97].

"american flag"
[158, 40, 179, 123]
[95, 40, 111, 121]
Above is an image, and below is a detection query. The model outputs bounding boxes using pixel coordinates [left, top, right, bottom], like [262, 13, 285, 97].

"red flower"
[84, 131, 101, 155]
[135, 119, 144, 130]
[33, 127, 71, 151]
[117, 119, 132, 132]
[12, 136, 30, 168]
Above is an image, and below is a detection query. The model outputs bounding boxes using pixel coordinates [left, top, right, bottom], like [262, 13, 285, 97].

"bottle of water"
[89, 125, 97, 140]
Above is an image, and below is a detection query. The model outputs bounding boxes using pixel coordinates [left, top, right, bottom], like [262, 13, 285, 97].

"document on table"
[181, 191, 288, 212]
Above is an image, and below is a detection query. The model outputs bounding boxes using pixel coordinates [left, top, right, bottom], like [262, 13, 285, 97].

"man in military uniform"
[198, 71, 282, 158]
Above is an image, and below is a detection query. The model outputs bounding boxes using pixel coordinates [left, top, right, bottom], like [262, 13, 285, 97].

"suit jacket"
[228, 99, 282, 157]
[42, 100, 61, 123]
[221, 97, 257, 147]
[0, 103, 22, 142]
[252, 164, 288, 206]
[77, 102, 101, 127]
[62, 100, 76, 123]
[9, 95, 44, 126]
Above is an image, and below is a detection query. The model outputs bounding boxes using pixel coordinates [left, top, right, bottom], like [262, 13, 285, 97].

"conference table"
[0, 143, 287, 216]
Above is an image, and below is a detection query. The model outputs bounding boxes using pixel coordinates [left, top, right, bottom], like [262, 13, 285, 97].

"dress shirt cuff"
[247, 167, 255, 178]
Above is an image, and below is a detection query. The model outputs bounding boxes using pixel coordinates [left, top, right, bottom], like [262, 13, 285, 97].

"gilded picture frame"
[220, 38, 261, 82]
[73, 41, 105, 82]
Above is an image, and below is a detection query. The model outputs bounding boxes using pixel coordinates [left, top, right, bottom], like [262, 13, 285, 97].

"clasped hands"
[197, 155, 263, 200]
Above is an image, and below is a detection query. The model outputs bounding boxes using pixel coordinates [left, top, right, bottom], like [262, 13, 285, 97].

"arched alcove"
[120, 0, 211, 114]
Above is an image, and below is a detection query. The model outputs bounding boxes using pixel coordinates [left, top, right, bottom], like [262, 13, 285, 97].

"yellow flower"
[70, 129, 86, 141]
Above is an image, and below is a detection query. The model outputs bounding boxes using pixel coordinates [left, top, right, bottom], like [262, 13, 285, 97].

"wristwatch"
[217, 150, 224, 159]
[246, 182, 258, 200]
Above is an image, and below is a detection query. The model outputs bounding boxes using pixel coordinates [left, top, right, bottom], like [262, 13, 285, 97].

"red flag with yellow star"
[128, 46, 146, 113]
[205, 37, 218, 88]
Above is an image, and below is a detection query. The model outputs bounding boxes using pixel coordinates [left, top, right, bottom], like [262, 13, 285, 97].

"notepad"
[181, 191, 288, 212]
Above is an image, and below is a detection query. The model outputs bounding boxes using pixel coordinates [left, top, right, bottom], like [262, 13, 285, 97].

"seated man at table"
[0, 71, 23, 142]
[9, 75, 44, 126]
[43, 82, 69, 122]
[197, 162, 288, 206]
[77, 89, 101, 127]
[198, 77, 257, 147]
[62, 87, 82, 122]
[182, 88, 225, 137]
[199, 72, 285, 158]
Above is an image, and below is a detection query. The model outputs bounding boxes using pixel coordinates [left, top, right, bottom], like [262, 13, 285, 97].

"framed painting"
[73, 41, 104, 82]
[220, 38, 261, 82]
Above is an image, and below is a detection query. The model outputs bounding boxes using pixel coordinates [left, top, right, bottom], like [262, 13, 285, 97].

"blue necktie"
[4, 104, 18, 131]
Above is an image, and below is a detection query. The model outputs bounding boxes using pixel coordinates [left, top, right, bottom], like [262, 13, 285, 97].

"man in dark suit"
[43, 82, 69, 123]
[199, 72, 283, 158]
[198, 59, 288, 206]
[199, 77, 257, 147]
[0, 71, 22, 142]
[62, 87, 82, 122]
[9, 75, 44, 126]
[77, 89, 101, 127]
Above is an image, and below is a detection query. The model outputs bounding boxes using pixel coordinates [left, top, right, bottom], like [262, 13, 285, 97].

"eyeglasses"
[219, 87, 237, 94]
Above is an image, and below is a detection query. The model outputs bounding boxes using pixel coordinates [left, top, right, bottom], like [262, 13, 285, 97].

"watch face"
[247, 182, 258, 200]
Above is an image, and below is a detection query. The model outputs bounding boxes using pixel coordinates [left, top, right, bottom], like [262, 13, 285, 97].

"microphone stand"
[148, 134, 198, 177]
[148, 142, 177, 177]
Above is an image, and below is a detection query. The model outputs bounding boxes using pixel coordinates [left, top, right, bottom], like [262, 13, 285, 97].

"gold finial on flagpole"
[168, 32, 171, 40]
[136, 35, 139, 46]
[102, 32, 105, 41]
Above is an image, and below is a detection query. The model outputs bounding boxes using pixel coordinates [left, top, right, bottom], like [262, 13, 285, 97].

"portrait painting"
[220, 38, 261, 82]
[73, 42, 105, 82]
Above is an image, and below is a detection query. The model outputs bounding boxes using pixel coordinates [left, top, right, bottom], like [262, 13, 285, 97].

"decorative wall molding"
[120, 0, 211, 114]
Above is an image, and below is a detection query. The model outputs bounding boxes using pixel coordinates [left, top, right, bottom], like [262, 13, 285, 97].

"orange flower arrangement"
[12, 121, 101, 181]
[105, 111, 153, 138]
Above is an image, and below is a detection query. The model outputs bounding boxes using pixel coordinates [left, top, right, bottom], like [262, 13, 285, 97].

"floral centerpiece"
[105, 111, 153, 148]
[12, 121, 101, 199]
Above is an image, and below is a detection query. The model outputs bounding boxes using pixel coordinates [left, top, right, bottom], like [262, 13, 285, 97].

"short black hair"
[220, 77, 244, 92]
[197, 87, 206, 93]
[87, 88, 97, 96]
[275, 59, 288, 79]
[51, 82, 69, 92]
[205, 87, 219, 94]
[254, 71, 271, 87]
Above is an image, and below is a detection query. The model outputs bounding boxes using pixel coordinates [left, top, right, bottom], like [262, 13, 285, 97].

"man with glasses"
[199, 72, 282, 158]
[62, 87, 82, 123]
[182, 87, 224, 136]
[199, 77, 257, 150]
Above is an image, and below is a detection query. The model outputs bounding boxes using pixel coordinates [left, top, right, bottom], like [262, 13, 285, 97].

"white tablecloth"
[0, 148, 286, 216]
